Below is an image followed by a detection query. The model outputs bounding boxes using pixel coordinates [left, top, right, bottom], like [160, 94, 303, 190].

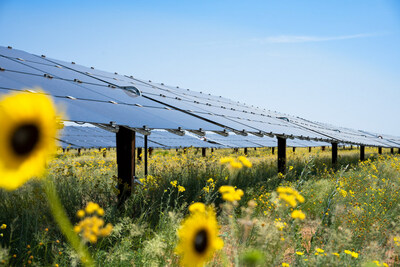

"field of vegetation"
[1, 145, 399, 266]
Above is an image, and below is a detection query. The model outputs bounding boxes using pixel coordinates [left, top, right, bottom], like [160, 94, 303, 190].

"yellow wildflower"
[75, 202, 113, 243]
[97, 208, 105, 216]
[219, 185, 235, 194]
[230, 161, 243, 169]
[291, 210, 306, 220]
[76, 210, 85, 218]
[189, 202, 206, 214]
[279, 193, 297, 207]
[0, 224, 6, 230]
[85, 202, 100, 214]
[219, 157, 234, 164]
[219, 186, 244, 202]
[238, 156, 252, 168]
[178, 185, 186, 192]
[340, 189, 348, 197]
[220, 157, 243, 169]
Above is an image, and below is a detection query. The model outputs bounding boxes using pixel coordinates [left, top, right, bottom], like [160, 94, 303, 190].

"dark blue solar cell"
[0, 66, 227, 131]
[43, 57, 138, 88]
[0, 56, 45, 75]
[0, 69, 113, 101]
[18, 60, 107, 85]
[58, 98, 222, 130]
[0, 47, 49, 64]
[2, 47, 328, 139]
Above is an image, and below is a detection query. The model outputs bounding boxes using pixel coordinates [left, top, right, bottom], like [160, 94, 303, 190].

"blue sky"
[1, 0, 399, 135]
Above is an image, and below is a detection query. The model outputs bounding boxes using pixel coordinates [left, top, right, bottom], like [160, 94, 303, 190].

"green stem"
[43, 176, 94, 266]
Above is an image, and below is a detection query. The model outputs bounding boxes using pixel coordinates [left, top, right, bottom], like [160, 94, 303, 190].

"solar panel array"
[1, 46, 399, 149]
[59, 125, 332, 149]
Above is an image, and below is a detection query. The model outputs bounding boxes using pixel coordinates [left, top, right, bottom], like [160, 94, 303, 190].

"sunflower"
[175, 206, 224, 267]
[0, 90, 62, 190]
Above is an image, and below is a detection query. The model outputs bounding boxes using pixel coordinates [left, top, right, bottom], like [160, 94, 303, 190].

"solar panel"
[1, 46, 399, 149]
[285, 116, 392, 147]
[148, 130, 224, 148]
[358, 130, 400, 147]
[203, 132, 273, 148]
[0, 47, 228, 132]
[287, 139, 331, 147]
[59, 126, 223, 149]
[59, 125, 165, 148]
[17, 54, 332, 140]
[122, 80, 337, 141]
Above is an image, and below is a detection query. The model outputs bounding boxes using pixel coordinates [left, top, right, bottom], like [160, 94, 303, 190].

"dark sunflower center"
[194, 229, 208, 254]
[11, 124, 40, 156]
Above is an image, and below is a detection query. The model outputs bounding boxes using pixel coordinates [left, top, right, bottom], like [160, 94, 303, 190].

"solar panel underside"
[60, 125, 332, 149]
[59, 126, 225, 149]
[148, 130, 224, 148]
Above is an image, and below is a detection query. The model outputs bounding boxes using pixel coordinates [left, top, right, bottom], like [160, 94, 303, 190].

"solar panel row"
[0, 46, 399, 149]
[59, 125, 332, 149]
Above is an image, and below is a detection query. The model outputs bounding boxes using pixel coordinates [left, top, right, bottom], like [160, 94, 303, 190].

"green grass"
[0, 147, 399, 266]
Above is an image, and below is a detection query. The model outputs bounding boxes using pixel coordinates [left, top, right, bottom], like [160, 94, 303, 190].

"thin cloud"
[254, 33, 380, 44]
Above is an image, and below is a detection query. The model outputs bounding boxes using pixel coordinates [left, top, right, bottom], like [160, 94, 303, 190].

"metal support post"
[360, 145, 365, 161]
[332, 143, 338, 166]
[277, 137, 286, 174]
[144, 135, 148, 176]
[116, 127, 135, 204]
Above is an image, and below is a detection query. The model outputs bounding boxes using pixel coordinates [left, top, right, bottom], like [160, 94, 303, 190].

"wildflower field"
[1, 144, 400, 266]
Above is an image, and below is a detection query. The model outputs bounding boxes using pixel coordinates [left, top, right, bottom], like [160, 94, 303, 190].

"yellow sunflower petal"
[175, 206, 223, 267]
[0, 90, 62, 190]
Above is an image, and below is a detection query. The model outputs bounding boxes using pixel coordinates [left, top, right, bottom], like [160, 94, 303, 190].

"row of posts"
[80, 126, 399, 203]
